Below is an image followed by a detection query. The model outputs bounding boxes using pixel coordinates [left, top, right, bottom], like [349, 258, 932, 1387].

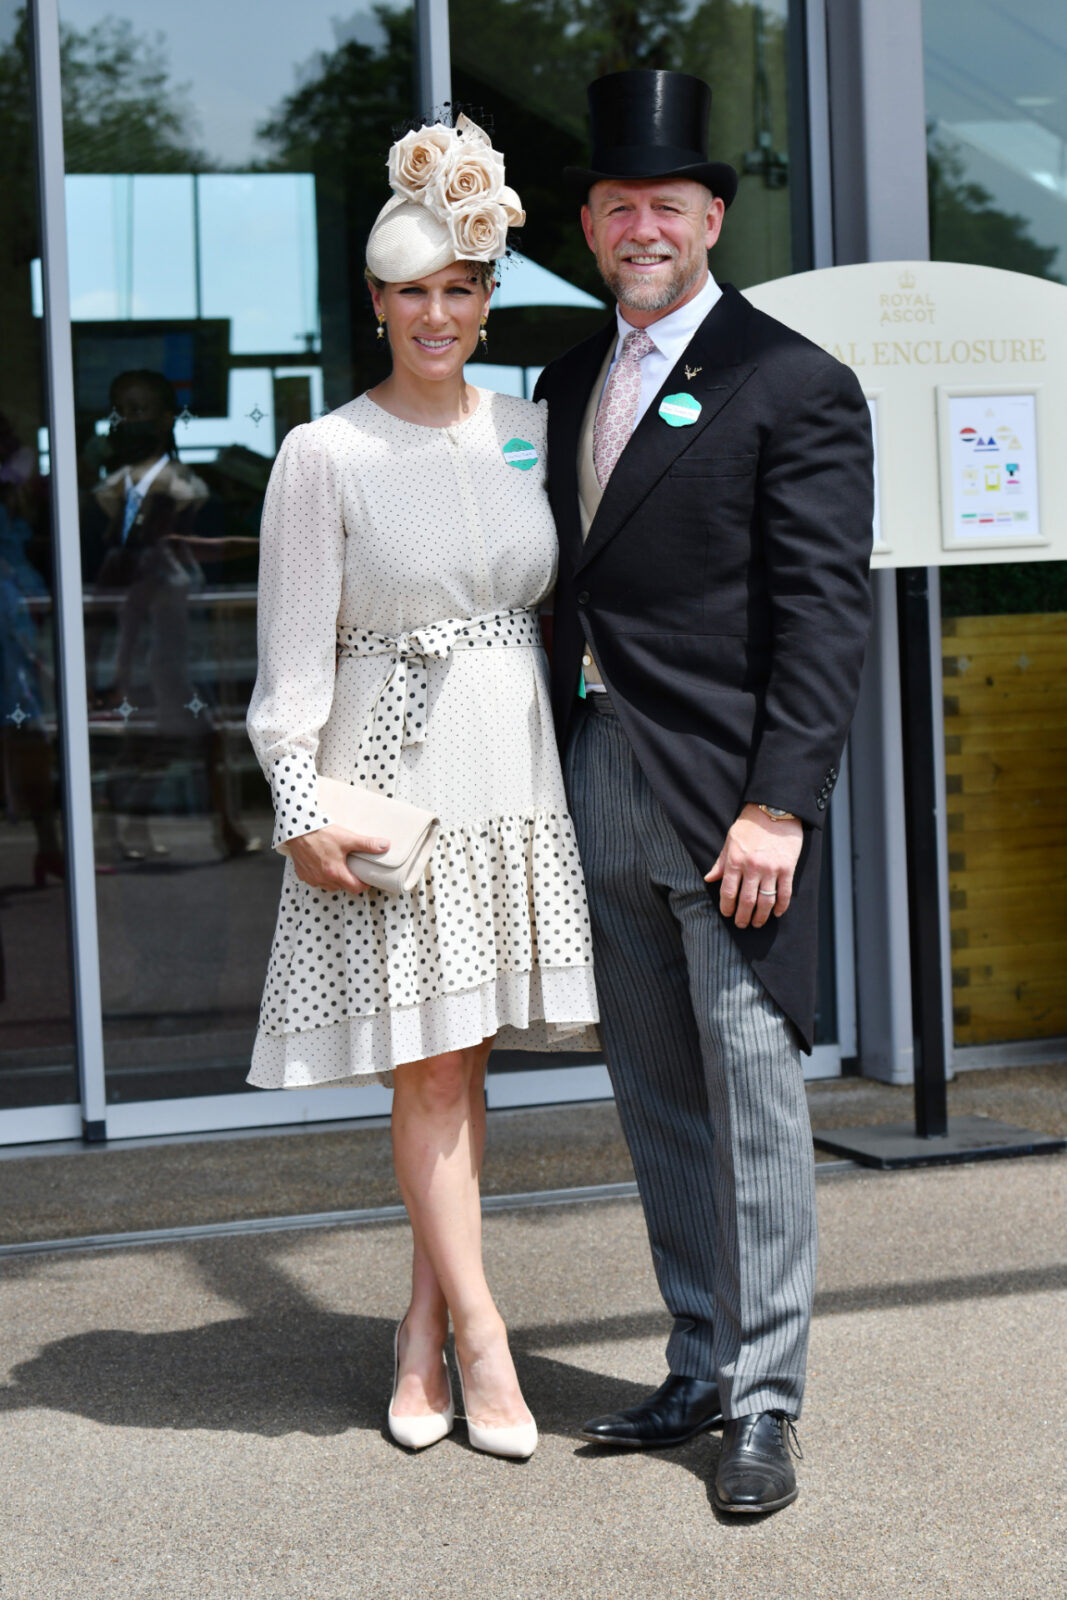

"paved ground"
[2, 1062, 1065, 1245]
[1, 1154, 1065, 1599]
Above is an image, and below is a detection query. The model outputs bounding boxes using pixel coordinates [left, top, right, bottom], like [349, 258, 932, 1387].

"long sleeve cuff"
[268, 752, 330, 852]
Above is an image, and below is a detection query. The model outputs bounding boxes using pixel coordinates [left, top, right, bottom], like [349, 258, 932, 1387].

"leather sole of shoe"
[580, 1416, 724, 1449]
[711, 1484, 799, 1515]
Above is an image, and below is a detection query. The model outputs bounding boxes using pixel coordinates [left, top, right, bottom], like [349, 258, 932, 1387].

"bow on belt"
[336, 606, 542, 796]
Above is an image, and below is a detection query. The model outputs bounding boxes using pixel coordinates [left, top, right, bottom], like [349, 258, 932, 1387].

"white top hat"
[366, 114, 525, 283]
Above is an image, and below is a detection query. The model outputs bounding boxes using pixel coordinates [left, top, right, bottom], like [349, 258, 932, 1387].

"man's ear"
[705, 197, 726, 251]
[580, 204, 596, 254]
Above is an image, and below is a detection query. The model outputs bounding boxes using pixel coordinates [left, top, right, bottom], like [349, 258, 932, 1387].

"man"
[535, 70, 873, 1514]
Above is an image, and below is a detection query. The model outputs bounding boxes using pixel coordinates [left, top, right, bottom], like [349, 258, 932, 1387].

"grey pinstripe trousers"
[565, 696, 817, 1418]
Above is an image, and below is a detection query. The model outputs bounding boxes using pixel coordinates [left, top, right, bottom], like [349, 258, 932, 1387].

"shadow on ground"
[3, 1219, 1064, 1449]
[0, 1234, 655, 1444]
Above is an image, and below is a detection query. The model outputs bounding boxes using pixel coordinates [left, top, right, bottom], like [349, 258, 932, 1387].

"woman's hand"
[287, 824, 390, 895]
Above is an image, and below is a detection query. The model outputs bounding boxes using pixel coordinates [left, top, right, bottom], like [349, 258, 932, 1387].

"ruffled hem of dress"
[248, 965, 599, 1089]
[258, 808, 594, 1034]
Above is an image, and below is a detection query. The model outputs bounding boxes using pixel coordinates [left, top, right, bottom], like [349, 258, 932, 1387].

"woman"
[246, 117, 598, 1460]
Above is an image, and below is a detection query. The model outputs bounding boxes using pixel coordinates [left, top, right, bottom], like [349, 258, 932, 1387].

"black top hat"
[565, 69, 738, 207]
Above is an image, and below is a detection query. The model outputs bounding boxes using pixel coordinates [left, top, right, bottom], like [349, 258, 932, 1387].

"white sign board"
[745, 262, 1067, 567]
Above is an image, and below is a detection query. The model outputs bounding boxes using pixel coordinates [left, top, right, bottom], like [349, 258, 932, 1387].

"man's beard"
[598, 241, 703, 312]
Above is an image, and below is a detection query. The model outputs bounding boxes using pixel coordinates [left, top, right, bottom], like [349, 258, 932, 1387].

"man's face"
[581, 178, 724, 316]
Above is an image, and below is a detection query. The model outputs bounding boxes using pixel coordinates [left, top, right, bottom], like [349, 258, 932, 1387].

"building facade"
[2, 0, 1064, 1146]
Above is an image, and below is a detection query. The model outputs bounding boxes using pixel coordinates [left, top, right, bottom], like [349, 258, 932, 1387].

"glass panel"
[451, 0, 801, 397]
[59, 0, 414, 1101]
[924, 1, 1067, 1047]
[451, 3, 836, 1059]
[0, 2, 78, 1112]
[924, 0, 1066, 281]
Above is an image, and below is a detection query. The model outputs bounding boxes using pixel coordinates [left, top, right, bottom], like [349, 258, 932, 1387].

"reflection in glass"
[924, 0, 1066, 279]
[451, 0, 797, 356]
[448, 1, 835, 1045]
[925, 1, 1067, 1048]
[60, 0, 415, 1100]
[51, 0, 827, 1103]
[0, 6, 77, 1111]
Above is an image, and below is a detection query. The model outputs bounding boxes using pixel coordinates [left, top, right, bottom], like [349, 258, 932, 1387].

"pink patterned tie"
[593, 326, 656, 488]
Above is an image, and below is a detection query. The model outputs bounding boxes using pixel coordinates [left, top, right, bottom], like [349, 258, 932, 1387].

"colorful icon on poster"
[944, 391, 1041, 548]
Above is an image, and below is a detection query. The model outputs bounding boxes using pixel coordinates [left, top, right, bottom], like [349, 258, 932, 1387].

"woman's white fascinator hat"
[366, 114, 525, 282]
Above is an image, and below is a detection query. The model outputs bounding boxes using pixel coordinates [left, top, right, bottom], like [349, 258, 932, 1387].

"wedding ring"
[758, 888, 778, 897]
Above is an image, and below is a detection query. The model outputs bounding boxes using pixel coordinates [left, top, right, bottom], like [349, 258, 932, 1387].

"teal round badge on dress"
[502, 437, 538, 470]
[658, 392, 702, 428]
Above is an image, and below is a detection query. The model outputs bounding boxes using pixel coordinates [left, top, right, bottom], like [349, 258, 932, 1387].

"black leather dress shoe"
[581, 1374, 723, 1448]
[712, 1412, 800, 1514]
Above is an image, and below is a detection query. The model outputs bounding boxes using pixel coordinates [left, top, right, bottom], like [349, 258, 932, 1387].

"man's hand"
[287, 824, 390, 895]
[704, 804, 803, 929]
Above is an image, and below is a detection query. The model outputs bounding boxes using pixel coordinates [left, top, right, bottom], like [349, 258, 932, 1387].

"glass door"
[57, 0, 414, 1133]
[7, 0, 842, 1146]
[445, 0, 848, 1095]
[924, 0, 1067, 1053]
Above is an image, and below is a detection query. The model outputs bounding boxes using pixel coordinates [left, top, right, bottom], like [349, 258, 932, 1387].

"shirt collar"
[615, 272, 721, 360]
[124, 452, 170, 500]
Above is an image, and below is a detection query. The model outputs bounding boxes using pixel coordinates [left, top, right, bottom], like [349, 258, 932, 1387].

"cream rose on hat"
[388, 123, 453, 203]
[434, 144, 503, 209]
[367, 112, 523, 280]
[449, 202, 507, 261]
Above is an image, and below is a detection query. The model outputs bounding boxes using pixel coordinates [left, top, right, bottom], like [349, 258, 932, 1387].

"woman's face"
[371, 264, 492, 384]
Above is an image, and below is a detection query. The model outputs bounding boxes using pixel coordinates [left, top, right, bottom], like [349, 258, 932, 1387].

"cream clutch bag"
[314, 774, 440, 893]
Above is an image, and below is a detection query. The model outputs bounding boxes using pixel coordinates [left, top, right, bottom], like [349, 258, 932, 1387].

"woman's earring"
[376, 314, 386, 341]
[479, 317, 488, 356]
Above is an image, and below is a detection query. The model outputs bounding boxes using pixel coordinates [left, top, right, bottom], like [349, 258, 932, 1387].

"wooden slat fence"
[942, 611, 1067, 1044]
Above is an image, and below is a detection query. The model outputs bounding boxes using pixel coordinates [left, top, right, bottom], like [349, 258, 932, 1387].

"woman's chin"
[404, 347, 473, 380]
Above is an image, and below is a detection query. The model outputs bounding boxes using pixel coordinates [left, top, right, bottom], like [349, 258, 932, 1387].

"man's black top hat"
[565, 69, 738, 207]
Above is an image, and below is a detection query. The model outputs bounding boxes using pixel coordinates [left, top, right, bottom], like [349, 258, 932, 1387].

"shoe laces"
[779, 1415, 803, 1460]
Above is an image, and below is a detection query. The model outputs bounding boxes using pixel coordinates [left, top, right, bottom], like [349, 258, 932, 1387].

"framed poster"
[938, 386, 1046, 551]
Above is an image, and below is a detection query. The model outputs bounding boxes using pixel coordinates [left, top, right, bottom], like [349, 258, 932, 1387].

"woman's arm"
[246, 425, 348, 853]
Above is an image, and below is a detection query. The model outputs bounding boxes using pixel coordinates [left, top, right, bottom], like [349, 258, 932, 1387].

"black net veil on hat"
[565, 69, 738, 207]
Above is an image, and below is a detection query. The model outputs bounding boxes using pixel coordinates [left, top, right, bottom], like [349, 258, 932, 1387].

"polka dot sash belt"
[336, 606, 542, 796]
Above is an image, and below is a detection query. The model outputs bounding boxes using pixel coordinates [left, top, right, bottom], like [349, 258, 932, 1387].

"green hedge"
[940, 561, 1067, 617]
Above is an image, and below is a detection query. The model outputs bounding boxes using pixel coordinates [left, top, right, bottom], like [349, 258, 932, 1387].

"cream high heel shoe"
[457, 1363, 538, 1460]
[387, 1322, 455, 1451]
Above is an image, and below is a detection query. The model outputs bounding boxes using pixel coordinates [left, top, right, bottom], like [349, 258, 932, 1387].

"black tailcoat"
[535, 284, 874, 1049]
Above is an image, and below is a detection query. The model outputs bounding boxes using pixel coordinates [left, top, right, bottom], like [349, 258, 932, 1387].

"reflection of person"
[88, 371, 258, 861]
[536, 71, 873, 1513]
[0, 415, 62, 886]
[246, 117, 597, 1462]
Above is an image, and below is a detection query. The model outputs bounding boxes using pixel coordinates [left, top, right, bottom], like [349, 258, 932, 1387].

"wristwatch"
[755, 804, 799, 823]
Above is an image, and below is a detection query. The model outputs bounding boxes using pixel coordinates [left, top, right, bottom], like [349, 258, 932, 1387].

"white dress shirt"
[121, 452, 170, 541]
[602, 272, 723, 426]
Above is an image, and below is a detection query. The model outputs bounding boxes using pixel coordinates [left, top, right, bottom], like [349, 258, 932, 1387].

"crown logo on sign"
[899, 270, 916, 289]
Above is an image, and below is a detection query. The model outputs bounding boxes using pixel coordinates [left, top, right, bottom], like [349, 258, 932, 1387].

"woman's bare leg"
[391, 1039, 531, 1429]
[392, 1042, 490, 1417]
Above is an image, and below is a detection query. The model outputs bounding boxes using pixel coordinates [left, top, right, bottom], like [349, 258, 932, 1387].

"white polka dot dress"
[246, 389, 599, 1088]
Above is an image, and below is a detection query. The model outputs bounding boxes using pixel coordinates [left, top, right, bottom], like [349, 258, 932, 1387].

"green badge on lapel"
[502, 437, 538, 470]
[658, 392, 702, 428]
